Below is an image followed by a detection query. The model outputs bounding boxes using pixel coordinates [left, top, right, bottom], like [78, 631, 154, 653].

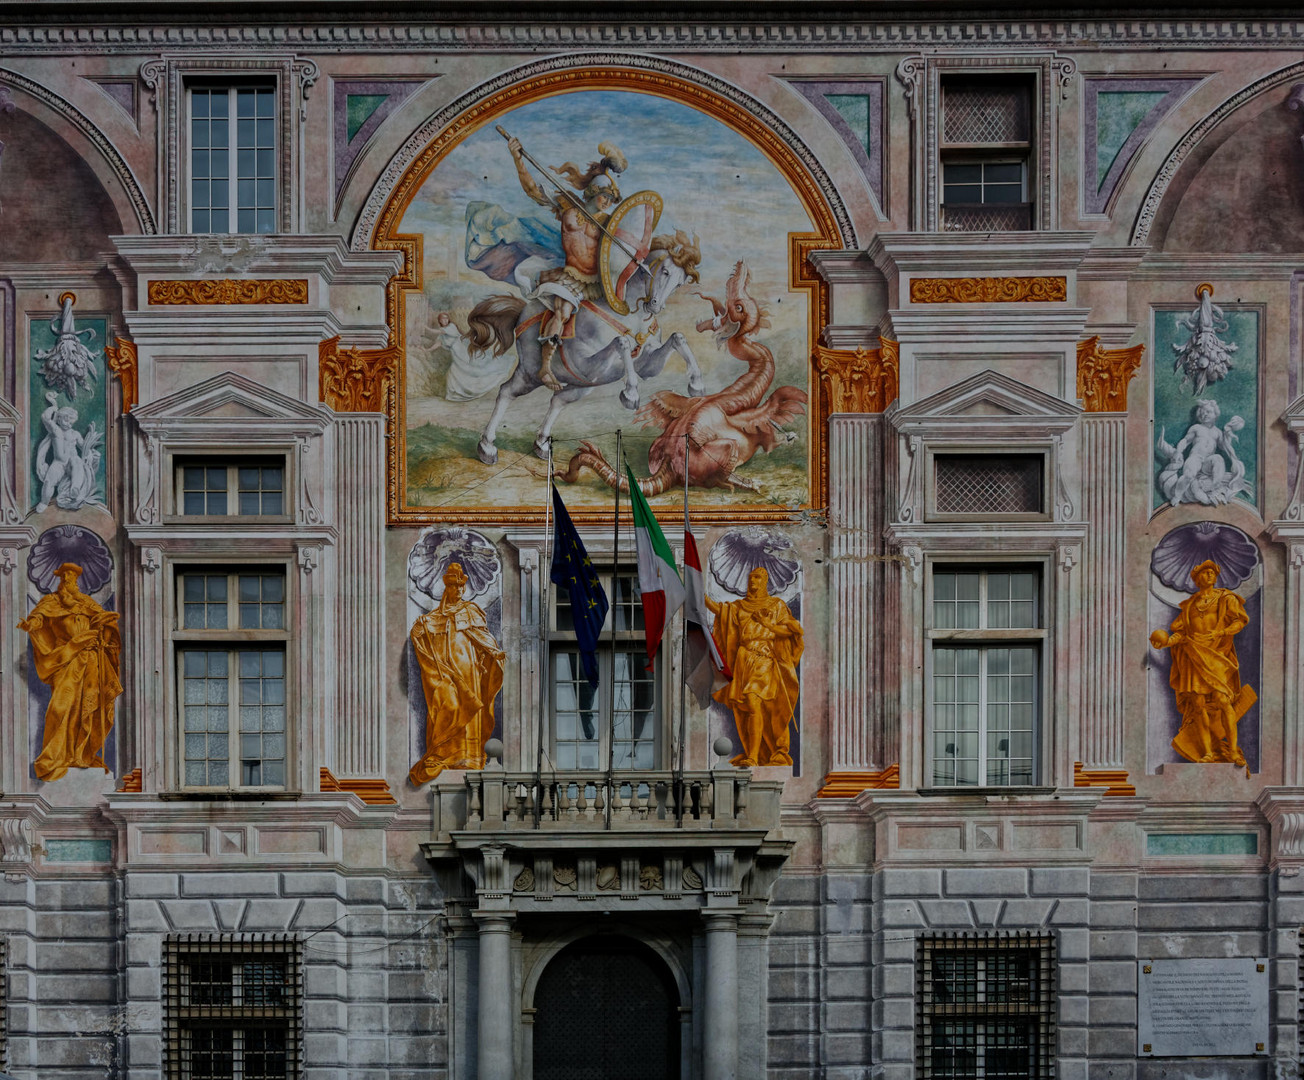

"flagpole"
[534, 452, 553, 829]
[606, 429, 622, 829]
[676, 432, 690, 825]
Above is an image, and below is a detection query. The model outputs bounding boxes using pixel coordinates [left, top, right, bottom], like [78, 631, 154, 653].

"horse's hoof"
[533, 437, 552, 461]
[477, 440, 498, 465]
[688, 377, 705, 398]
[620, 388, 640, 411]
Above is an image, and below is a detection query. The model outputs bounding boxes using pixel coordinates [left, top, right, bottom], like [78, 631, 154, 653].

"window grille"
[918, 932, 1056, 1079]
[942, 204, 1033, 232]
[935, 455, 1043, 516]
[943, 84, 1030, 146]
[164, 935, 303, 1080]
[0, 936, 7, 1071]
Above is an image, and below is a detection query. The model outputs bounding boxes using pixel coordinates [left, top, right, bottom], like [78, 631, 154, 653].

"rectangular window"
[941, 78, 1033, 232]
[930, 568, 1042, 787]
[551, 573, 661, 770]
[189, 84, 276, 235]
[918, 932, 1056, 1079]
[176, 459, 286, 519]
[176, 568, 288, 789]
[165, 935, 302, 1080]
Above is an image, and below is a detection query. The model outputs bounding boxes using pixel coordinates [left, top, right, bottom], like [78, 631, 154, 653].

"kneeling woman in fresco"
[409, 563, 507, 785]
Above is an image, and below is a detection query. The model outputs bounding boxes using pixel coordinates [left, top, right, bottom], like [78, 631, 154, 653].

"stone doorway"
[532, 935, 680, 1080]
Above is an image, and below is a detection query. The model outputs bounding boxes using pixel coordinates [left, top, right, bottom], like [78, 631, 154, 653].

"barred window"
[918, 932, 1056, 1079]
[165, 935, 303, 1080]
[0, 936, 7, 1071]
[941, 78, 1033, 233]
[934, 455, 1045, 518]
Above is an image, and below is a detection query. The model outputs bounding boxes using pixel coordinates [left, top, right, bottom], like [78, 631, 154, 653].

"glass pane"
[984, 161, 1023, 184]
[943, 162, 982, 183]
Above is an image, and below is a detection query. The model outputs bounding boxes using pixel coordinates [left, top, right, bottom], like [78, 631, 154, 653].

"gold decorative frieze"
[813, 338, 900, 414]
[817, 763, 900, 798]
[1073, 761, 1136, 797]
[146, 278, 309, 305]
[318, 335, 401, 413]
[104, 337, 139, 413]
[909, 276, 1067, 304]
[1076, 336, 1145, 413]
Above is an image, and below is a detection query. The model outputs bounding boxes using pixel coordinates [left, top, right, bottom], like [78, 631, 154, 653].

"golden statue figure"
[18, 562, 123, 782]
[408, 562, 507, 786]
[707, 567, 804, 767]
[1150, 559, 1256, 767]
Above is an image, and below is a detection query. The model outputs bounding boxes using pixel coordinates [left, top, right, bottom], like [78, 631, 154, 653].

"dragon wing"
[730, 386, 808, 432]
[637, 391, 695, 429]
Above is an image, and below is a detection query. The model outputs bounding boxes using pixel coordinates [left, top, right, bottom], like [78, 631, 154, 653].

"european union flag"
[550, 485, 609, 687]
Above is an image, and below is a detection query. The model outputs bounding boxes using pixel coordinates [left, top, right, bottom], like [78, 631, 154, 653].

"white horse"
[469, 230, 705, 464]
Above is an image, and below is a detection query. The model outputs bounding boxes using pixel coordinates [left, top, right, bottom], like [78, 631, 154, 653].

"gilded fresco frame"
[369, 65, 843, 526]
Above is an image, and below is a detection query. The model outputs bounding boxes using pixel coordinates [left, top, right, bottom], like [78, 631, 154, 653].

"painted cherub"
[1156, 398, 1247, 507]
[34, 392, 102, 513]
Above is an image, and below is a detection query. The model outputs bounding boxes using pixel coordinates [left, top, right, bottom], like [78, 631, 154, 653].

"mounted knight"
[465, 129, 706, 464]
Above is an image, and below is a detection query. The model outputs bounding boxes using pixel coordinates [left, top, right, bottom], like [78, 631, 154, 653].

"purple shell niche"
[1150, 521, 1258, 592]
[27, 524, 113, 593]
[709, 529, 800, 598]
[407, 526, 501, 601]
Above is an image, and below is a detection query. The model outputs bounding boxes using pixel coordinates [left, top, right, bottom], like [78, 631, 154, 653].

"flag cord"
[676, 431, 689, 825]
[605, 429, 622, 830]
[534, 450, 554, 829]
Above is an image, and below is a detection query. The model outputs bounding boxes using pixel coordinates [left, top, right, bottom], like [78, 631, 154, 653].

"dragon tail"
[558, 441, 676, 495]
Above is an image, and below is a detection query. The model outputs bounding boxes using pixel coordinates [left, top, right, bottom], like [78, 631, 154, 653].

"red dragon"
[559, 260, 807, 495]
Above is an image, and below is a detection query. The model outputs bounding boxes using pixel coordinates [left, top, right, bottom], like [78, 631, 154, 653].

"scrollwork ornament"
[146, 279, 308, 305]
[1278, 811, 1304, 856]
[1054, 436, 1075, 522]
[1052, 55, 1077, 97]
[895, 55, 926, 119]
[294, 58, 320, 119]
[910, 276, 1067, 304]
[139, 59, 166, 105]
[104, 337, 139, 413]
[0, 817, 32, 863]
[297, 545, 320, 575]
[898, 434, 922, 523]
[297, 439, 322, 526]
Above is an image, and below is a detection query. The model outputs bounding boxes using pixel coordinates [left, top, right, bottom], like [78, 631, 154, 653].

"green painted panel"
[346, 94, 389, 142]
[45, 838, 112, 862]
[1146, 832, 1257, 857]
[1096, 90, 1168, 190]
[826, 94, 871, 154]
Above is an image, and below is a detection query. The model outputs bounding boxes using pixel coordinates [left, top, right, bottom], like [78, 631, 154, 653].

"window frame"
[164, 934, 304, 1080]
[925, 563, 1047, 789]
[186, 80, 279, 236]
[917, 931, 1057, 1080]
[548, 570, 666, 772]
[166, 452, 294, 524]
[927, 449, 1052, 524]
[172, 562, 293, 793]
[939, 75, 1035, 232]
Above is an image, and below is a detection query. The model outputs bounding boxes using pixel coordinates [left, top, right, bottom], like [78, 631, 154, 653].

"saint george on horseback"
[466, 129, 706, 464]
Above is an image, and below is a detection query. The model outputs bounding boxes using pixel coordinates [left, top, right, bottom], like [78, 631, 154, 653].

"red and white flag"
[683, 523, 730, 709]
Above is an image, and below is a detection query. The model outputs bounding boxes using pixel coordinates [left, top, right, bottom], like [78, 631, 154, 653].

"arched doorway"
[533, 935, 680, 1080]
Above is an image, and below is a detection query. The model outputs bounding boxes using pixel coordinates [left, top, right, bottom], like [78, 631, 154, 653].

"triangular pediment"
[0, 397, 19, 427]
[891, 369, 1080, 438]
[132, 371, 331, 431]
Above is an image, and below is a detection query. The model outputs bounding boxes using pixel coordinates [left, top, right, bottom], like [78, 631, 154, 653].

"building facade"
[0, 5, 1302, 1078]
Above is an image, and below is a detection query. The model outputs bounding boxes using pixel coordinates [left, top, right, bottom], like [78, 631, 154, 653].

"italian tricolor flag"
[626, 465, 685, 668]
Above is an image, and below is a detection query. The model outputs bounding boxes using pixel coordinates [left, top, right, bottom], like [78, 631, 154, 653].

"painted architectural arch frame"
[368, 63, 844, 525]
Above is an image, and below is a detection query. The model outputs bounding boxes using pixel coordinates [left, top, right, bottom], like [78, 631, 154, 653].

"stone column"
[703, 910, 740, 1080]
[1076, 337, 1143, 769]
[473, 910, 515, 1080]
[813, 342, 898, 792]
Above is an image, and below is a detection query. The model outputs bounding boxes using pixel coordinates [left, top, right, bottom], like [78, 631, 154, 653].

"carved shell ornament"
[407, 526, 501, 603]
[1150, 521, 1258, 593]
[28, 525, 113, 594]
[710, 529, 799, 597]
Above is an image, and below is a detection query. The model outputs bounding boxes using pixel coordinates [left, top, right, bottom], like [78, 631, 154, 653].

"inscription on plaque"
[1138, 957, 1268, 1056]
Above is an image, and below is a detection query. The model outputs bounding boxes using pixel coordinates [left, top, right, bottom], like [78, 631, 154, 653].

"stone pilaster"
[703, 910, 740, 1080]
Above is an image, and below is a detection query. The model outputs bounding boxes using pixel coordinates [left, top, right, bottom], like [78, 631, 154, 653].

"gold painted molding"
[104, 337, 138, 413]
[1076, 336, 1145, 413]
[318, 335, 401, 413]
[1073, 761, 1136, 797]
[320, 767, 397, 805]
[147, 278, 309, 305]
[909, 276, 1067, 304]
[116, 767, 143, 793]
[813, 338, 900, 414]
[817, 763, 900, 798]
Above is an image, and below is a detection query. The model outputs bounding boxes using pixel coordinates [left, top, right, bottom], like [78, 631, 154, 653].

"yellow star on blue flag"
[550, 484, 609, 687]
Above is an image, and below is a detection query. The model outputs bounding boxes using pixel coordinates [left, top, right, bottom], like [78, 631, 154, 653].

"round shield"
[599, 190, 663, 316]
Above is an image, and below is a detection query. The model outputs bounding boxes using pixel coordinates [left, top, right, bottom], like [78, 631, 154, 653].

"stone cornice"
[4, 19, 1304, 52]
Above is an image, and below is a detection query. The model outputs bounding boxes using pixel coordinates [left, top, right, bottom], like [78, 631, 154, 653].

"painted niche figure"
[34, 392, 102, 512]
[1150, 559, 1257, 768]
[17, 561, 123, 782]
[408, 562, 507, 786]
[707, 566, 803, 767]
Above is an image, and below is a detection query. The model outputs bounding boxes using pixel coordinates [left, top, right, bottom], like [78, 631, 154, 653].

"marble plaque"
[1138, 957, 1268, 1056]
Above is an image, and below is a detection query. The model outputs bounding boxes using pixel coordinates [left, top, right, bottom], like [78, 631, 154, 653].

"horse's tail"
[559, 440, 675, 495]
[467, 295, 526, 357]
